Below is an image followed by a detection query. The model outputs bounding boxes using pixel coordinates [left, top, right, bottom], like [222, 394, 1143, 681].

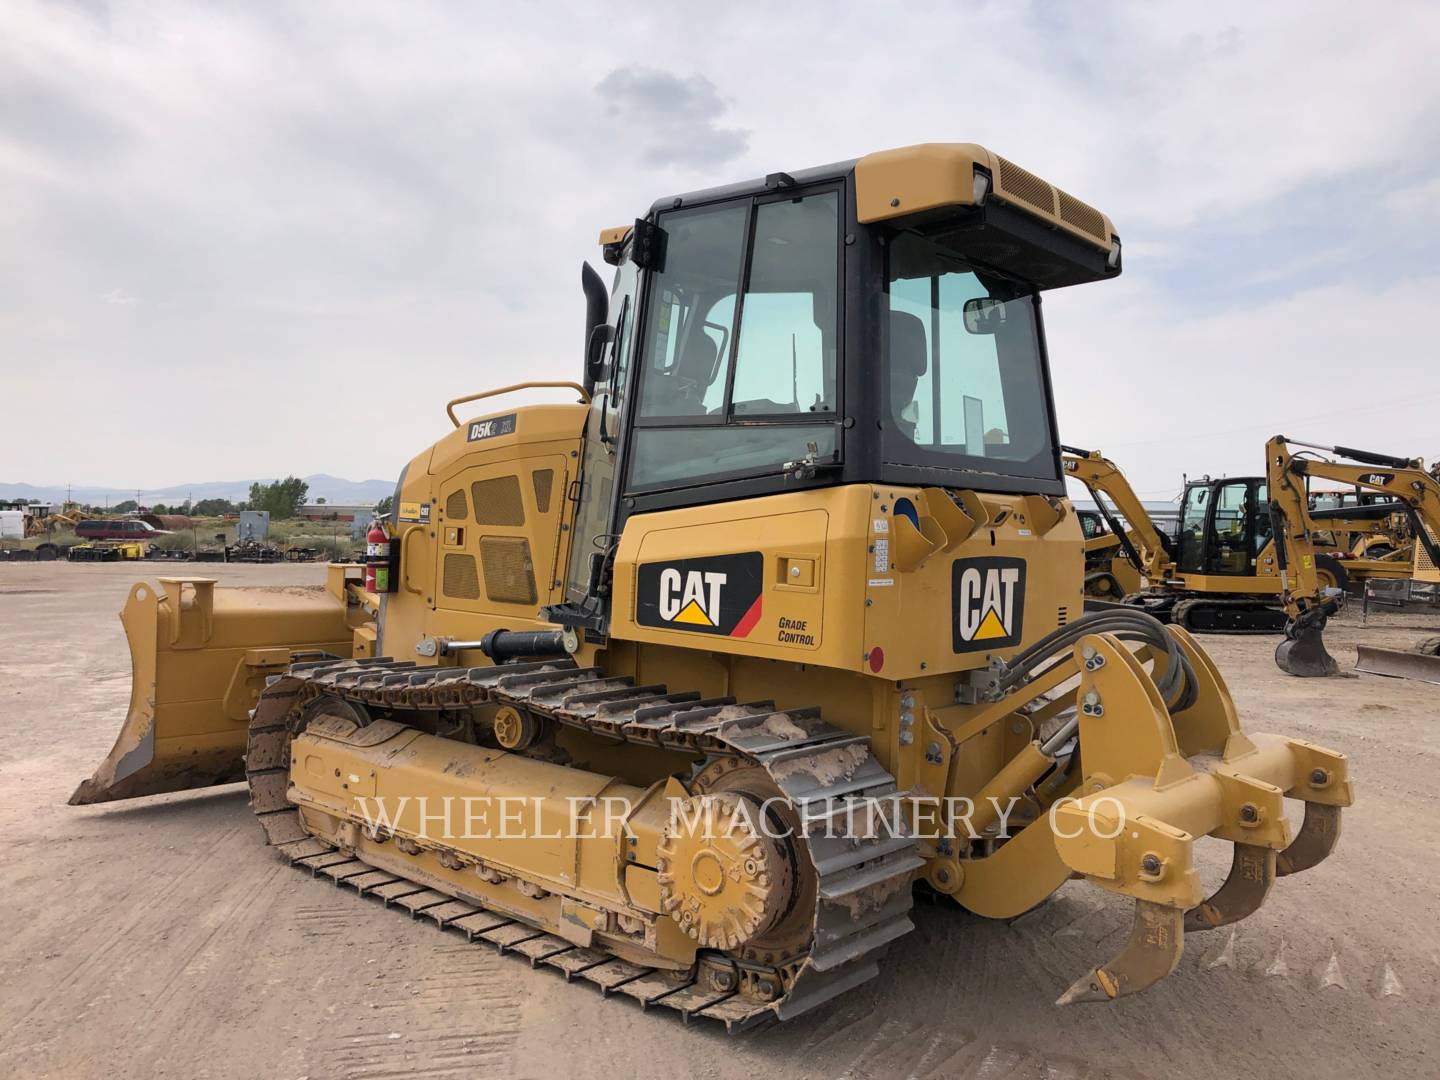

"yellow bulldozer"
[71, 144, 1352, 1026]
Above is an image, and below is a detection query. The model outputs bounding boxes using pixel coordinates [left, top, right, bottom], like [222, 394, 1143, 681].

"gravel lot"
[2, 562, 1436, 1079]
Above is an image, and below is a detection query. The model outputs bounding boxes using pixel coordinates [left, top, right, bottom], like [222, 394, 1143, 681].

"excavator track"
[246, 656, 923, 1032]
[1170, 597, 1289, 634]
[1121, 591, 1288, 634]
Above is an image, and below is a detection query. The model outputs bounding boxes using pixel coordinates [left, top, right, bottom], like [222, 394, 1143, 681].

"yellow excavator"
[1063, 449, 1173, 601]
[71, 144, 1352, 1025]
[1067, 445, 1382, 608]
[1267, 436, 1440, 678]
[1064, 442, 1439, 676]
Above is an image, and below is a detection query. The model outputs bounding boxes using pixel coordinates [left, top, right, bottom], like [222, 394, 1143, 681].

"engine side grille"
[445, 488, 468, 520]
[471, 475, 526, 526]
[1418, 524, 1438, 572]
[996, 156, 1058, 215]
[480, 537, 538, 604]
[442, 553, 480, 600]
[532, 469, 554, 514]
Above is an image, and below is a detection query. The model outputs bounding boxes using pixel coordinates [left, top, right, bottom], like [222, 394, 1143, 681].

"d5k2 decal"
[637, 552, 764, 637]
[952, 556, 1026, 653]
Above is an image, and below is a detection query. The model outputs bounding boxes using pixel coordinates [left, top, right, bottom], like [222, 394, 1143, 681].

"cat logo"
[951, 557, 1026, 653]
[659, 568, 727, 626]
[637, 552, 763, 637]
[1358, 472, 1394, 486]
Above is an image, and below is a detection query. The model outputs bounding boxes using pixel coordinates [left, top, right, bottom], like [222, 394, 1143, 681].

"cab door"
[1205, 480, 1259, 576]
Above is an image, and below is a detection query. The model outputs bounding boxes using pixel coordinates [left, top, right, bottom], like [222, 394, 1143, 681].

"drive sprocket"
[656, 792, 793, 950]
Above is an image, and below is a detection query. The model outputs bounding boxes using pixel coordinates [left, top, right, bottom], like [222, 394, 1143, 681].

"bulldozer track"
[245, 655, 923, 1032]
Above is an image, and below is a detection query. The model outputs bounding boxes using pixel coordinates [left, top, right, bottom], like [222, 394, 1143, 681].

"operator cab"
[557, 144, 1122, 626]
[1175, 477, 1274, 577]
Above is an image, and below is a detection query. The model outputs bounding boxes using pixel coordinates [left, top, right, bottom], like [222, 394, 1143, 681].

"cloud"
[595, 66, 748, 168]
[1048, 271, 1440, 497]
[102, 288, 137, 305]
[0, 1, 1436, 490]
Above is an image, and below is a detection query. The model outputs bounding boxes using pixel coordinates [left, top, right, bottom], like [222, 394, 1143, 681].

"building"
[298, 503, 375, 522]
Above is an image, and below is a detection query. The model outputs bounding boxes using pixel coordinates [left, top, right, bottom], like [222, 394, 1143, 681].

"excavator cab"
[1175, 477, 1273, 577]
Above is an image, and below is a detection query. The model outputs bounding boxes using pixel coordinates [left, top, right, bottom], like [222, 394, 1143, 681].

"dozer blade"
[1184, 844, 1275, 932]
[69, 575, 356, 805]
[1057, 900, 1184, 1004]
[1354, 643, 1440, 685]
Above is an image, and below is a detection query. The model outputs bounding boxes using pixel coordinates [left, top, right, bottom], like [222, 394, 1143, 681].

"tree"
[193, 498, 237, 517]
[316, 496, 327, 505]
[151, 503, 170, 515]
[114, 499, 138, 513]
[376, 495, 393, 517]
[247, 477, 309, 520]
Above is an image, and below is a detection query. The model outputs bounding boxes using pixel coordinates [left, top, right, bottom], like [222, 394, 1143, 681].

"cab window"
[629, 189, 841, 490]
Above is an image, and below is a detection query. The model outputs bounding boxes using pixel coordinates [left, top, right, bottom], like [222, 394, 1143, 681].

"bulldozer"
[71, 144, 1352, 1026]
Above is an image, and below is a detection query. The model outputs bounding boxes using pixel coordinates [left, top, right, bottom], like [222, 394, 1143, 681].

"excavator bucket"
[1274, 605, 1341, 678]
[70, 572, 361, 805]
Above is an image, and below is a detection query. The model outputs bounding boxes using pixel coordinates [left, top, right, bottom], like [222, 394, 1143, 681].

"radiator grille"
[532, 469, 554, 514]
[1419, 524, 1438, 572]
[1056, 189, 1107, 243]
[445, 488, 468, 520]
[480, 537, 537, 604]
[471, 475, 526, 526]
[442, 553, 480, 600]
[996, 156, 1057, 215]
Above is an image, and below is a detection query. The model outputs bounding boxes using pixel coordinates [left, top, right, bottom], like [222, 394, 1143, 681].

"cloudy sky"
[3, 0, 1438, 503]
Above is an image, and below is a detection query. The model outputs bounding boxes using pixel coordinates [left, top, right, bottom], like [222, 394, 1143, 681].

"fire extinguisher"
[366, 520, 390, 593]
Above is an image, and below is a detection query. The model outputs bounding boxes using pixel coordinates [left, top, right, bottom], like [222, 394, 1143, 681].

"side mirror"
[586, 323, 615, 385]
[963, 297, 1008, 334]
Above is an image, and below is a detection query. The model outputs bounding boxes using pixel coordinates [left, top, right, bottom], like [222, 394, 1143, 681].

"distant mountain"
[0, 473, 395, 506]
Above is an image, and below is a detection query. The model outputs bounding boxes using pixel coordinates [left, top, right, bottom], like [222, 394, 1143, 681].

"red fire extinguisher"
[366, 520, 390, 593]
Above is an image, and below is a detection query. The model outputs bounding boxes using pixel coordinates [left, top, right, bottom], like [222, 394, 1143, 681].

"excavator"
[1267, 436, 1440, 678]
[1062, 449, 1173, 602]
[69, 144, 1352, 1026]
[1065, 447, 1398, 626]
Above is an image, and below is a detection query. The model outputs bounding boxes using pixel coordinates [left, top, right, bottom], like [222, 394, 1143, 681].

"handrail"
[445, 381, 591, 427]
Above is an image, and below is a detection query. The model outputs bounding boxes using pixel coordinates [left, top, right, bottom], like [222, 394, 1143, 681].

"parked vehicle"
[73, 519, 171, 541]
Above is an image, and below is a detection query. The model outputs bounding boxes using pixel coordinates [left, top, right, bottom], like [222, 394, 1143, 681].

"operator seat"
[649, 331, 719, 415]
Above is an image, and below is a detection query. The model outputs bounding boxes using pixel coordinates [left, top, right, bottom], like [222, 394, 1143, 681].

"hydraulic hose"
[988, 609, 1198, 713]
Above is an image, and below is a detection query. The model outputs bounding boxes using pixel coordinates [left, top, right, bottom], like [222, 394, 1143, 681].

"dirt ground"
[1, 562, 1436, 1079]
